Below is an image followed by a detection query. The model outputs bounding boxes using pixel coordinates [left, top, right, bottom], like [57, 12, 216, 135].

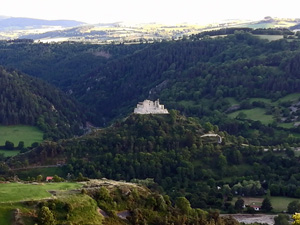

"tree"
[234, 197, 244, 212]
[288, 200, 300, 214]
[217, 154, 227, 170]
[38, 206, 56, 225]
[17, 141, 24, 150]
[203, 122, 213, 133]
[97, 187, 112, 202]
[293, 213, 300, 225]
[5, 140, 14, 150]
[236, 112, 247, 120]
[31, 142, 39, 148]
[175, 197, 191, 214]
[274, 214, 289, 225]
[76, 172, 88, 181]
[261, 197, 273, 212]
[52, 175, 64, 182]
[36, 175, 43, 182]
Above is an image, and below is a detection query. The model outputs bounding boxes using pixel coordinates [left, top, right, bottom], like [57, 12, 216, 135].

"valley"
[0, 26, 300, 224]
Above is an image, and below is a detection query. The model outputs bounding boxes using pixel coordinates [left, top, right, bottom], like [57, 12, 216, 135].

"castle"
[134, 99, 169, 114]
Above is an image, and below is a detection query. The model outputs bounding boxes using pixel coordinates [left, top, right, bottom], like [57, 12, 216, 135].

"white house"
[134, 99, 169, 114]
[249, 205, 261, 211]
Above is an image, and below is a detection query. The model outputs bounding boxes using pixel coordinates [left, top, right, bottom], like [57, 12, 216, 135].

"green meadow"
[228, 108, 273, 125]
[0, 182, 82, 203]
[0, 149, 20, 157]
[227, 94, 300, 125]
[276, 93, 300, 103]
[60, 195, 103, 224]
[0, 183, 91, 225]
[0, 125, 43, 147]
[253, 34, 284, 41]
[233, 196, 300, 212]
[270, 196, 300, 212]
[224, 97, 239, 106]
[248, 98, 273, 105]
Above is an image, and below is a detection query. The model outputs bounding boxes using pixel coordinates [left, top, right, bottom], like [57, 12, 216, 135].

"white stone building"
[134, 99, 169, 114]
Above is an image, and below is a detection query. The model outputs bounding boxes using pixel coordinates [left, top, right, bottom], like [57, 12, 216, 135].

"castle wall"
[134, 99, 169, 114]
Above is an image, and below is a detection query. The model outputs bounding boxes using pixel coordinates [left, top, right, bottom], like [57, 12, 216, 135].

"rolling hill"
[0, 17, 85, 31]
[5, 111, 300, 211]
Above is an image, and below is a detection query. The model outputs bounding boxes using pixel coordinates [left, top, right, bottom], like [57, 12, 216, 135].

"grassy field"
[0, 195, 103, 225]
[0, 125, 43, 147]
[278, 122, 295, 129]
[0, 182, 82, 203]
[233, 196, 300, 212]
[227, 94, 300, 107]
[276, 93, 300, 103]
[253, 35, 284, 41]
[0, 185, 100, 225]
[291, 132, 300, 138]
[240, 197, 263, 206]
[60, 194, 103, 224]
[248, 98, 273, 105]
[270, 196, 300, 212]
[0, 207, 12, 225]
[224, 97, 239, 106]
[0, 149, 20, 157]
[228, 108, 273, 125]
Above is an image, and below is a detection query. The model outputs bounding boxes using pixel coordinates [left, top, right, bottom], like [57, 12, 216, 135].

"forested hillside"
[0, 40, 146, 88]
[79, 32, 300, 121]
[0, 67, 85, 140]
[0, 30, 299, 144]
[6, 112, 300, 211]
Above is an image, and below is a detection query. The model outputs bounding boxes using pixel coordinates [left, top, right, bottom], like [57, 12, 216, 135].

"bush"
[5, 140, 14, 150]
[38, 206, 56, 225]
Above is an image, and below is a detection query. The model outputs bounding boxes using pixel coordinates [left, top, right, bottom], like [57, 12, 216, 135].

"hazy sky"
[0, 0, 299, 24]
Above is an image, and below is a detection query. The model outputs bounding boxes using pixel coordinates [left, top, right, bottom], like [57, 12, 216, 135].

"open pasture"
[0, 182, 82, 203]
[228, 108, 273, 125]
[0, 125, 43, 147]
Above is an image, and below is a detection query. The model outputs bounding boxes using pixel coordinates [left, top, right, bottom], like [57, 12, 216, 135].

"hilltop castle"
[134, 99, 169, 114]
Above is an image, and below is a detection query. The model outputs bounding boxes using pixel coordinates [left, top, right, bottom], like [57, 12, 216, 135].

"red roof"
[46, 176, 53, 181]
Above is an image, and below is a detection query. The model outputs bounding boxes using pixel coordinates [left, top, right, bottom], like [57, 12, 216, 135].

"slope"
[6, 111, 300, 211]
[0, 179, 240, 225]
[0, 67, 85, 140]
[0, 31, 299, 145]
[0, 17, 85, 31]
[72, 32, 300, 129]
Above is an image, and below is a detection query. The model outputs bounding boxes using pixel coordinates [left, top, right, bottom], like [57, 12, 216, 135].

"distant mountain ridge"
[0, 16, 299, 42]
[0, 16, 85, 30]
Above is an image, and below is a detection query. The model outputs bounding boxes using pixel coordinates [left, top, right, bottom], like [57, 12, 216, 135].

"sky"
[0, 0, 299, 24]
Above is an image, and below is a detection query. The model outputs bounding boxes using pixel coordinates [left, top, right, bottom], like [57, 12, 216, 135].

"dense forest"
[0, 67, 85, 140]
[0, 31, 299, 129]
[4, 112, 300, 211]
[0, 31, 299, 147]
